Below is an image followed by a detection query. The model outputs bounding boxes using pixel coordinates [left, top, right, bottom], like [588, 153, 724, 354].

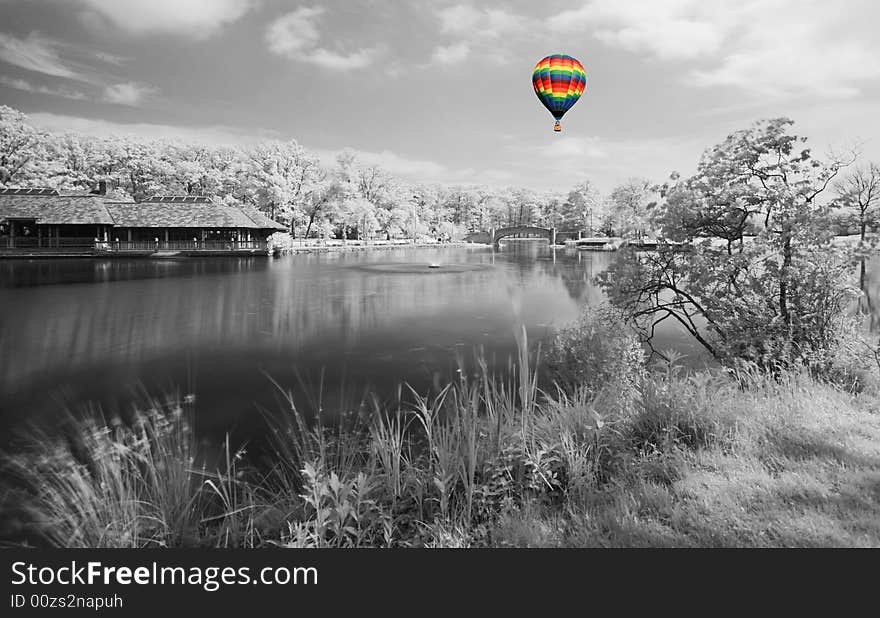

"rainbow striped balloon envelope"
[532, 54, 587, 132]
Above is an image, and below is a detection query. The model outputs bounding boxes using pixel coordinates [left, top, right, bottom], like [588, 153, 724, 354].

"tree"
[111, 138, 176, 200]
[599, 118, 858, 370]
[46, 133, 134, 194]
[165, 143, 242, 197]
[338, 197, 378, 240]
[534, 190, 568, 229]
[836, 161, 880, 298]
[607, 178, 654, 239]
[0, 106, 50, 187]
[560, 181, 602, 233]
[301, 173, 341, 239]
[837, 162, 880, 242]
[244, 140, 321, 235]
[440, 186, 477, 231]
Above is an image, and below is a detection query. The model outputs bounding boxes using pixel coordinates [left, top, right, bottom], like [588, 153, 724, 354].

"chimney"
[91, 180, 107, 196]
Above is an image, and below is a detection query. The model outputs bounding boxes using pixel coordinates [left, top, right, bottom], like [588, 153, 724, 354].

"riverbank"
[271, 238, 482, 256]
[3, 338, 878, 548]
[0, 240, 485, 259]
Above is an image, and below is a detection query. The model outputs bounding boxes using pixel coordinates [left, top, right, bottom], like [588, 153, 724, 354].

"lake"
[2, 241, 836, 445]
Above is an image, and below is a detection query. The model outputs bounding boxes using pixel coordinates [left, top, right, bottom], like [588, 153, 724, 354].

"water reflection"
[856, 256, 880, 332]
[1, 245, 630, 439]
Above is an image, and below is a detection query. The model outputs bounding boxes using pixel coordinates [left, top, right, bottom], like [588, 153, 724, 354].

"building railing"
[2, 237, 99, 251]
[1, 237, 269, 252]
[113, 240, 269, 251]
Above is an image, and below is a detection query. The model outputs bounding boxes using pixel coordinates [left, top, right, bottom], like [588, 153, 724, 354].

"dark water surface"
[0, 243, 705, 443]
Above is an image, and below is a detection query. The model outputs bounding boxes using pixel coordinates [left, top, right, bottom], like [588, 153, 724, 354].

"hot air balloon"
[532, 54, 586, 132]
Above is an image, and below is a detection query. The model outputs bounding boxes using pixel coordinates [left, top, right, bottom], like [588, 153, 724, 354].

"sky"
[1, 0, 879, 193]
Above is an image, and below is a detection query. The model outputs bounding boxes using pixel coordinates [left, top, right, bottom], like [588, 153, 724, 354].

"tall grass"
[4, 320, 880, 548]
[2, 397, 201, 547]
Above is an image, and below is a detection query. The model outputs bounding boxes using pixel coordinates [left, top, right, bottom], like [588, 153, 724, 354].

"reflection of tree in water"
[859, 256, 880, 332]
[1, 250, 588, 394]
[500, 243, 610, 303]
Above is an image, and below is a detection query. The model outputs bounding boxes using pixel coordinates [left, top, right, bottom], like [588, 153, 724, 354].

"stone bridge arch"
[464, 227, 584, 246]
[491, 226, 555, 245]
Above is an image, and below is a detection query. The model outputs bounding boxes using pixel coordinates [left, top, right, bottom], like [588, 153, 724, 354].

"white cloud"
[102, 82, 157, 106]
[551, 0, 880, 100]
[436, 5, 524, 38]
[0, 32, 87, 80]
[77, 0, 254, 38]
[430, 42, 470, 66]
[0, 33, 159, 105]
[431, 5, 525, 67]
[549, 0, 726, 61]
[687, 11, 880, 99]
[266, 7, 381, 70]
[28, 113, 279, 146]
[0, 75, 87, 100]
[266, 7, 322, 55]
[509, 133, 707, 192]
[534, 136, 608, 159]
[316, 148, 449, 179]
[436, 5, 482, 35]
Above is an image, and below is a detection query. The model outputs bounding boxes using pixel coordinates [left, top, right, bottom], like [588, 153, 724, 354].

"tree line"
[0, 105, 656, 241]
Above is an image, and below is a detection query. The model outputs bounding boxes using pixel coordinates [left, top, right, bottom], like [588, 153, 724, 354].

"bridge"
[463, 226, 584, 246]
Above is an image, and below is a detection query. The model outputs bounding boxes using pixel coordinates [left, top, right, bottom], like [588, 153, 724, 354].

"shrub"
[626, 369, 738, 455]
[599, 118, 861, 376]
[280, 461, 392, 548]
[545, 305, 645, 403]
[3, 401, 201, 548]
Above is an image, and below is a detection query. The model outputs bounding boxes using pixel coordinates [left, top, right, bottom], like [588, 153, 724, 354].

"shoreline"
[272, 240, 486, 256]
[5, 354, 878, 548]
[0, 241, 490, 260]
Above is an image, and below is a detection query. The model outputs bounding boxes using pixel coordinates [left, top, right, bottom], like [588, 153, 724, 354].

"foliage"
[1, 104, 624, 239]
[605, 178, 656, 239]
[559, 180, 603, 232]
[544, 305, 645, 403]
[599, 118, 862, 372]
[0, 105, 50, 186]
[280, 462, 392, 548]
[6, 332, 880, 548]
[836, 161, 880, 240]
[2, 399, 202, 547]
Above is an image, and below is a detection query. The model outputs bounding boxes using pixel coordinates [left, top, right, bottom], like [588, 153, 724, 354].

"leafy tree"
[301, 173, 341, 239]
[338, 197, 378, 240]
[836, 162, 880, 242]
[244, 140, 322, 235]
[113, 138, 175, 200]
[561, 181, 602, 233]
[599, 118, 858, 371]
[606, 178, 655, 239]
[0, 105, 50, 187]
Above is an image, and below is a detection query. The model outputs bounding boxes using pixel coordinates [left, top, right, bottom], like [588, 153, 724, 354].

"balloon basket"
[553, 121, 561, 132]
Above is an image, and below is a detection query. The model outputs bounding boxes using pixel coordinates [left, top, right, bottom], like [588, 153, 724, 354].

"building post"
[551, 228, 556, 246]
[164, 228, 169, 248]
[37, 225, 42, 248]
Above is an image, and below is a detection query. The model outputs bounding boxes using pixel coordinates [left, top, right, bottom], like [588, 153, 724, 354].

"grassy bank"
[3, 331, 878, 548]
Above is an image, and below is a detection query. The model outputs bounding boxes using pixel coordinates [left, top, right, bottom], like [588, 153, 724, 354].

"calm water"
[0, 243, 732, 443]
